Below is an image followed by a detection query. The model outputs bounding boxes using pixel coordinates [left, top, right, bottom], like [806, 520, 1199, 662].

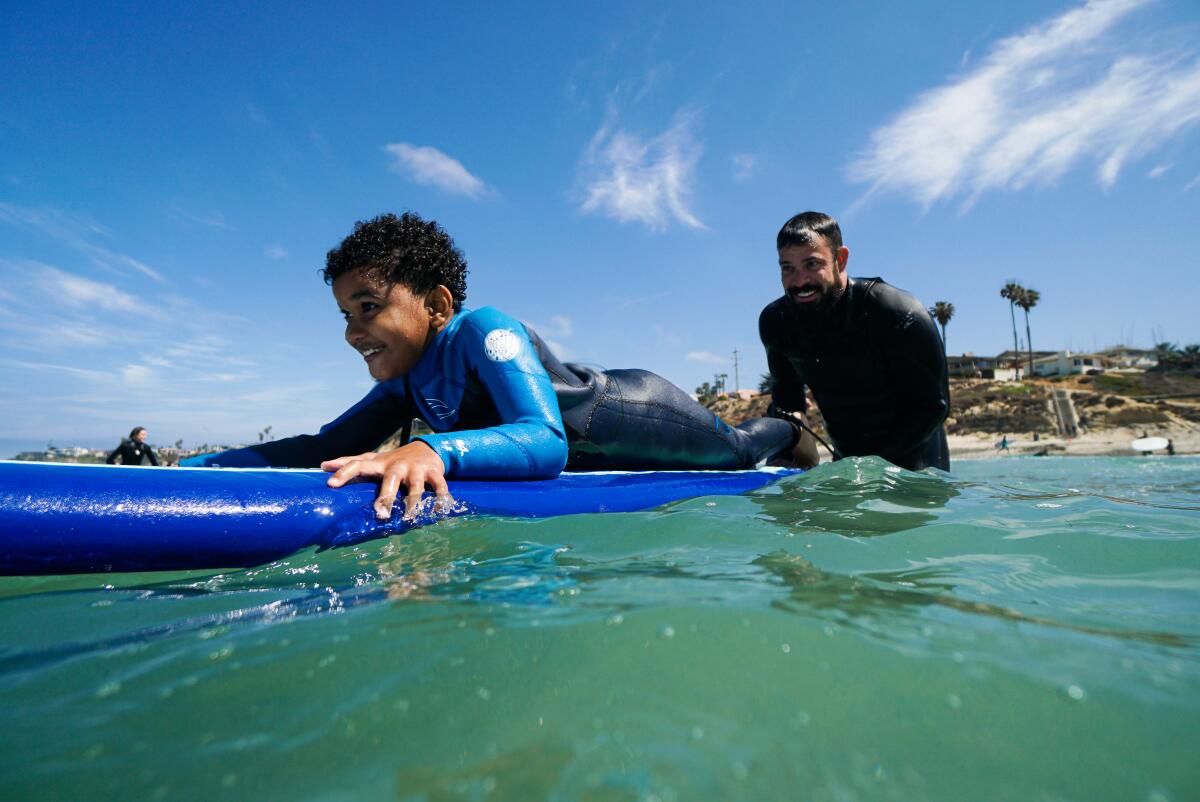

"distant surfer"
[759, 211, 950, 471]
[106, 426, 159, 466]
[184, 212, 798, 519]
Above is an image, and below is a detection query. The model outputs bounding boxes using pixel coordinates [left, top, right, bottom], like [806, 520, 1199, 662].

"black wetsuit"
[527, 330, 795, 470]
[759, 277, 950, 471]
[106, 438, 159, 466]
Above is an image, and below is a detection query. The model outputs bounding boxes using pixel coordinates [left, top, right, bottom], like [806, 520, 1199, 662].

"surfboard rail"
[0, 461, 796, 575]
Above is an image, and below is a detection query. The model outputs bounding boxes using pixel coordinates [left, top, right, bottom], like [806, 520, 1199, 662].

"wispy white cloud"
[0, 358, 111, 381]
[1146, 163, 1173, 179]
[121, 364, 155, 385]
[578, 107, 705, 231]
[523, 315, 574, 361]
[0, 304, 124, 349]
[0, 202, 166, 282]
[264, 245, 288, 260]
[0, 261, 175, 355]
[529, 314, 574, 338]
[849, 0, 1200, 209]
[169, 204, 229, 230]
[685, 350, 728, 365]
[1185, 173, 1200, 192]
[28, 263, 143, 315]
[653, 323, 683, 347]
[732, 153, 758, 182]
[383, 143, 487, 198]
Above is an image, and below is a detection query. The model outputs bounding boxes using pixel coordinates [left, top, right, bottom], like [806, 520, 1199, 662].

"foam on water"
[1, 456, 1197, 801]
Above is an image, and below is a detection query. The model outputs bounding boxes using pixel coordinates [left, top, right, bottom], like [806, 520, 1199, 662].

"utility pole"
[732, 348, 740, 394]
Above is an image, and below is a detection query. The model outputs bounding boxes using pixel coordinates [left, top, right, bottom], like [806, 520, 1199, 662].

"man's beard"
[787, 282, 846, 333]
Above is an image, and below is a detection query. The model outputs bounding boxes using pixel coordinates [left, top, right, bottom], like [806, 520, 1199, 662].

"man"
[106, 426, 159, 466]
[759, 211, 949, 471]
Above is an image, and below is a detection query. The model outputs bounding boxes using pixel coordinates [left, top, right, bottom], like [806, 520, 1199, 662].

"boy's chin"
[368, 365, 404, 383]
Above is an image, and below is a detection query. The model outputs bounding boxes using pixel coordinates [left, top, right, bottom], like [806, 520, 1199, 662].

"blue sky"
[2, 0, 1198, 454]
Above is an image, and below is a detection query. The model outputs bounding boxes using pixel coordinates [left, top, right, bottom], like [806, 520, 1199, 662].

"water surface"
[1, 456, 1197, 801]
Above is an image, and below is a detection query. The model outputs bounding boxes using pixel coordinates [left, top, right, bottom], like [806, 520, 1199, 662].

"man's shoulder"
[854, 277, 939, 345]
[758, 296, 792, 336]
[856, 277, 928, 317]
[857, 277, 918, 306]
[760, 295, 791, 316]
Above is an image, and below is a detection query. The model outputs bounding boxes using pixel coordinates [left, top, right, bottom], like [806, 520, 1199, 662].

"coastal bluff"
[704, 372, 1200, 459]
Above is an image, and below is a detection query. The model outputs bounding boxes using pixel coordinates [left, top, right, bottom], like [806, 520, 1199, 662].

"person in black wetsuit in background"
[106, 426, 159, 466]
[759, 211, 950, 471]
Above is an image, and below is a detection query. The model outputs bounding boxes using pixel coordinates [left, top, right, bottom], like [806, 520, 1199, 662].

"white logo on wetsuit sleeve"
[483, 329, 521, 362]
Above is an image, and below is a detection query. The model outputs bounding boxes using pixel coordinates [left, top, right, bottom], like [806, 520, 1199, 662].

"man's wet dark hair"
[129, 426, 145, 439]
[323, 212, 469, 311]
[776, 211, 843, 255]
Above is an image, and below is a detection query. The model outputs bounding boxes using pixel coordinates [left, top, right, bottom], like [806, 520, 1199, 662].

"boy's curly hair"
[323, 212, 469, 311]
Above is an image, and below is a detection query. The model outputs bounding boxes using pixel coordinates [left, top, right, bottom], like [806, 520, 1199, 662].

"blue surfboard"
[0, 461, 797, 575]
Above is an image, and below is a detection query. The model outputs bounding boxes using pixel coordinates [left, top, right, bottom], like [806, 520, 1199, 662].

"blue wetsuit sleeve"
[414, 312, 567, 479]
[180, 382, 413, 468]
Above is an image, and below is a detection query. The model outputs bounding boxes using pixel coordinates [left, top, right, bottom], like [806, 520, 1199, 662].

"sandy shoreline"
[947, 426, 1199, 460]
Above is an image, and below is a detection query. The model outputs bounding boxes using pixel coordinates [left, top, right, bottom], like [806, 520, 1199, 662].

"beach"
[948, 426, 1198, 459]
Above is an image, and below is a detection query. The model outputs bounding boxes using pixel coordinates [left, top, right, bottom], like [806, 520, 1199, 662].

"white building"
[1030, 351, 1108, 378]
[946, 353, 1022, 380]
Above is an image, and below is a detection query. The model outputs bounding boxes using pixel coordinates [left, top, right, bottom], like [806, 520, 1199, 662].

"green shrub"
[1093, 373, 1147, 396]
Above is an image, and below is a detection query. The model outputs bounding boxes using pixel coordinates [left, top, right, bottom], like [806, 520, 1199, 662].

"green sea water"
[1, 456, 1197, 801]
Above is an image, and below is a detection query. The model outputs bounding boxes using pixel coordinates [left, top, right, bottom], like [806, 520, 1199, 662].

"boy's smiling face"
[333, 268, 449, 382]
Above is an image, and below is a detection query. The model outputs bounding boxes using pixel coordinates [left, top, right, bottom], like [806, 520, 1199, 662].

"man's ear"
[425, 285, 455, 328]
[835, 246, 850, 273]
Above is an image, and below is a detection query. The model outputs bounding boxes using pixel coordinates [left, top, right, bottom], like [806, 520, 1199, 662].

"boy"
[186, 213, 796, 519]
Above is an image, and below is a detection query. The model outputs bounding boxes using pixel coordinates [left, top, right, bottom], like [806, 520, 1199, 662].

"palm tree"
[1151, 342, 1180, 371]
[928, 301, 955, 353]
[1015, 287, 1040, 377]
[1000, 282, 1023, 369]
[1182, 344, 1200, 370]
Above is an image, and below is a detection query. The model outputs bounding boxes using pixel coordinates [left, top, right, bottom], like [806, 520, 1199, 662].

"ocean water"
[1, 456, 1196, 801]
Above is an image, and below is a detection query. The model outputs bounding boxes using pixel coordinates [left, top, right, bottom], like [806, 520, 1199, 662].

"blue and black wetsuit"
[759, 277, 950, 472]
[188, 307, 795, 475]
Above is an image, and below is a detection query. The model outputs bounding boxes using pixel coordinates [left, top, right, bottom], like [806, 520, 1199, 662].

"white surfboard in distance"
[1130, 436, 1168, 452]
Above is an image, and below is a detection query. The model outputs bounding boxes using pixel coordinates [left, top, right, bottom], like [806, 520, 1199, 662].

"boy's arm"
[415, 311, 568, 479]
[181, 382, 411, 468]
[325, 311, 567, 520]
